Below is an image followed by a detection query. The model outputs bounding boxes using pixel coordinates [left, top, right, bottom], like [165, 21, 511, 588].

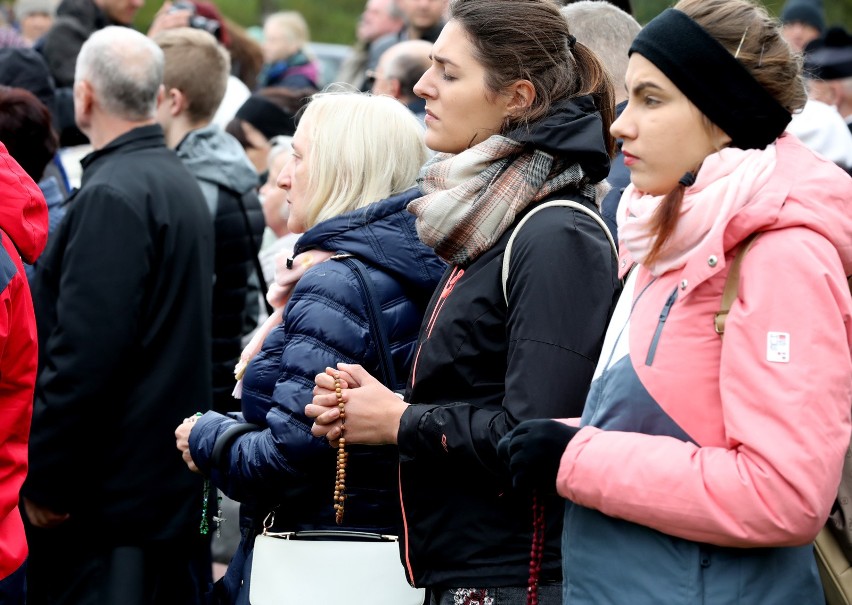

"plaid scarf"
[409, 134, 597, 265]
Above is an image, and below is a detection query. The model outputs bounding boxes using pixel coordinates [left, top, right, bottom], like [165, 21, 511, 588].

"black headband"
[236, 95, 296, 140]
[630, 9, 791, 150]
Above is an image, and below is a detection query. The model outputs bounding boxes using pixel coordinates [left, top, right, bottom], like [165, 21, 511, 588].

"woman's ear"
[711, 124, 732, 151]
[505, 79, 536, 117]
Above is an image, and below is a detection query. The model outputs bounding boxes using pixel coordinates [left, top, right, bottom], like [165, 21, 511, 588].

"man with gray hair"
[23, 26, 214, 605]
[337, 0, 406, 90]
[371, 38, 431, 121]
[561, 0, 640, 242]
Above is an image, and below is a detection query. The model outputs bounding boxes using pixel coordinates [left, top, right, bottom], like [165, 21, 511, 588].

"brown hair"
[0, 86, 58, 181]
[222, 16, 263, 89]
[450, 0, 616, 157]
[644, 0, 806, 265]
[155, 28, 230, 124]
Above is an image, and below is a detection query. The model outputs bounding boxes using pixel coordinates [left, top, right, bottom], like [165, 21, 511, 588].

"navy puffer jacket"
[189, 187, 445, 533]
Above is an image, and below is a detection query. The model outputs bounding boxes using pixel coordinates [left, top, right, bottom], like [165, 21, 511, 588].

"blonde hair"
[155, 28, 230, 123]
[264, 11, 311, 51]
[300, 92, 428, 229]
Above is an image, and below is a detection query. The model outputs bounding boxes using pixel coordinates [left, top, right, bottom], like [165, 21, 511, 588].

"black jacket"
[41, 0, 111, 88]
[176, 125, 265, 414]
[38, 0, 118, 145]
[397, 96, 620, 588]
[26, 125, 214, 542]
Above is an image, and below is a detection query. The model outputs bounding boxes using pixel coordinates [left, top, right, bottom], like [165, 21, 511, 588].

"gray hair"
[75, 26, 164, 121]
[560, 1, 640, 103]
[383, 40, 432, 99]
[388, 0, 405, 20]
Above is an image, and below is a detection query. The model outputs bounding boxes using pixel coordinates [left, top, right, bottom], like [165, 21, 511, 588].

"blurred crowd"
[0, 0, 850, 604]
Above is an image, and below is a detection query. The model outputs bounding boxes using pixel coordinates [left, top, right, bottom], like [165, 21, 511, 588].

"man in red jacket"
[0, 145, 48, 603]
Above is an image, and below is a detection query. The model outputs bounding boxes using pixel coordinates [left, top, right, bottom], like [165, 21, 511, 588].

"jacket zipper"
[645, 286, 678, 366]
[410, 265, 464, 387]
[401, 266, 464, 585]
[398, 466, 417, 585]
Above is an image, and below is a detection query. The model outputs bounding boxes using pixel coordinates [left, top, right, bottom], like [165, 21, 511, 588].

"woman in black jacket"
[308, 0, 620, 603]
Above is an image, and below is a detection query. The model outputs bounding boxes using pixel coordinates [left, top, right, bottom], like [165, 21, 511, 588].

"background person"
[500, 1, 852, 603]
[370, 0, 447, 69]
[561, 0, 640, 241]
[225, 87, 311, 178]
[13, 0, 55, 46]
[0, 86, 62, 281]
[336, 0, 405, 91]
[154, 27, 265, 415]
[0, 142, 47, 605]
[23, 26, 214, 605]
[257, 11, 319, 90]
[308, 0, 620, 603]
[40, 0, 145, 145]
[174, 91, 445, 605]
[257, 135, 299, 287]
[780, 0, 825, 52]
[370, 38, 431, 121]
[805, 26, 852, 134]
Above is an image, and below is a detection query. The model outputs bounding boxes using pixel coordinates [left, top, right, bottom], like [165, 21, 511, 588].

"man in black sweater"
[23, 25, 214, 605]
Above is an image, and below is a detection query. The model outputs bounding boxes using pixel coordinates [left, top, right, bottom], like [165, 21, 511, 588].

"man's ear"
[158, 85, 186, 117]
[389, 78, 403, 101]
[74, 79, 94, 118]
[505, 79, 536, 117]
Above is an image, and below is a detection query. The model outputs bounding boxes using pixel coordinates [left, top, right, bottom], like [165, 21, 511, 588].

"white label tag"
[766, 332, 790, 363]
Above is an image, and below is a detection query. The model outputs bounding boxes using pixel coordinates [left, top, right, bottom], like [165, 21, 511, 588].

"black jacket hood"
[507, 94, 611, 183]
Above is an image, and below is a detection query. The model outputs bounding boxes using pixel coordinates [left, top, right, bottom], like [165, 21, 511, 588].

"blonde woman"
[258, 11, 319, 89]
[175, 92, 445, 605]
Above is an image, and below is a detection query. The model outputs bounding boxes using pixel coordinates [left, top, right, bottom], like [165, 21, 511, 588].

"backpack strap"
[714, 233, 762, 338]
[330, 253, 398, 389]
[501, 200, 618, 305]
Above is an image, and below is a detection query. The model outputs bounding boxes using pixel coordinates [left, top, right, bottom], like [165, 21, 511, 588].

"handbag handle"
[331, 253, 398, 389]
[210, 421, 262, 469]
[263, 529, 399, 542]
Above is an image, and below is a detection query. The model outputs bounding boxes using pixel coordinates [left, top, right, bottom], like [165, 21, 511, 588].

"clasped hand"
[174, 415, 201, 473]
[307, 364, 407, 446]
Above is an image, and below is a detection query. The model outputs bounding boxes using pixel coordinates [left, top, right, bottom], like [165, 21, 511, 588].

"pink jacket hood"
[0, 143, 48, 264]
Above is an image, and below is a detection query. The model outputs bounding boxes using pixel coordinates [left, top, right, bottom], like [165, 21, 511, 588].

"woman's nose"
[276, 160, 292, 190]
[610, 107, 631, 140]
[413, 67, 434, 100]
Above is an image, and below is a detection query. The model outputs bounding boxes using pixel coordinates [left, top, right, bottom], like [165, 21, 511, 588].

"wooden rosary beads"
[334, 375, 348, 524]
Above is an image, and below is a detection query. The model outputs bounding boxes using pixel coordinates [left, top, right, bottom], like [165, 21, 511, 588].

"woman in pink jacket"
[500, 0, 852, 603]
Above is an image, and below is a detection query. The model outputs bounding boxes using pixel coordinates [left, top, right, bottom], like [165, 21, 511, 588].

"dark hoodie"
[38, 0, 119, 145]
[41, 0, 113, 88]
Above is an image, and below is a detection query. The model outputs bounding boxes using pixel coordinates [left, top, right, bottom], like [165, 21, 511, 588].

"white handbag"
[249, 529, 425, 605]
